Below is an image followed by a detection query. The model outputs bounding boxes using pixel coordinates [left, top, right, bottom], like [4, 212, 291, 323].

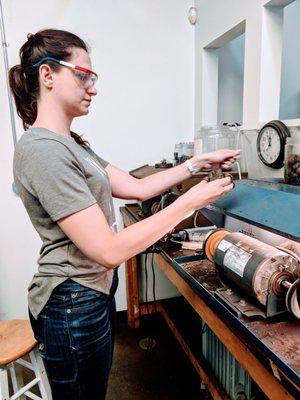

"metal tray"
[170, 253, 300, 389]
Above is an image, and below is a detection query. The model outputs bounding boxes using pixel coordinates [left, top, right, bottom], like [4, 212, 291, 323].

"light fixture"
[188, 6, 197, 25]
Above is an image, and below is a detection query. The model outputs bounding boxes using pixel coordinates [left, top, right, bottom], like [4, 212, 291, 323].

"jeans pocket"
[29, 309, 48, 357]
[70, 297, 111, 350]
[72, 288, 108, 312]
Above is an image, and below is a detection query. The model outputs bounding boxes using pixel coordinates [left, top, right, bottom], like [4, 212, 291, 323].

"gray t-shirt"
[13, 127, 117, 319]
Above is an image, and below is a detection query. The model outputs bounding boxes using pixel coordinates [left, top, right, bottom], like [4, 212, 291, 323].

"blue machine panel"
[212, 179, 300, 241]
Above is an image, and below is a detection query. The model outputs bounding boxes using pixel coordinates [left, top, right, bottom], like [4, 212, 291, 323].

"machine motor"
[203, 229, 300, 319]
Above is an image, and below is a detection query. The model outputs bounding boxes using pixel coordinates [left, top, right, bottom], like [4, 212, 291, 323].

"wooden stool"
[0, 320, 51, 400]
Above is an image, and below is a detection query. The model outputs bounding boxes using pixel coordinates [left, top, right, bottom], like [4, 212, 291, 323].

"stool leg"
[29, 349, 52, 400]
[0, 367, 9, 400]
[10, 362, 25, 400]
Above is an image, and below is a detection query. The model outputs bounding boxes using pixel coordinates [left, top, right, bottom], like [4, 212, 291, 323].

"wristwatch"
[186, 159, 197, 176]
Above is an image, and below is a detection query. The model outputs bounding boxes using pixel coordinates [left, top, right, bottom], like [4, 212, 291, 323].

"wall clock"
[257, 120, 290, 169]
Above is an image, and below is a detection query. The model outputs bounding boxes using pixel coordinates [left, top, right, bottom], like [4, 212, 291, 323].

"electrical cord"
[151, 198, 163, 214]
[151, 192, 166, 214]
[169, 237, 184, 245]
[151, 191, 178, 215]
[151, 253, 158, 314]
[144, 253, 149, 313]
[144, 252, 155, 351]
[193, 209, 201, 227]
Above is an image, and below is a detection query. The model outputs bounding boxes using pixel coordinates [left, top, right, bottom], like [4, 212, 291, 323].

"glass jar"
[174, 142, 183, 157]
[284, 137, 300, 185]
[194, 130, 203, 156]
[182, 141, 194, 157]
[198, 125, 237, 153]
[174, 141, 194, 164]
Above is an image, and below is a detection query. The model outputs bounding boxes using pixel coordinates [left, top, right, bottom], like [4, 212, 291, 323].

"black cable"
[151, 253, 158, 314]
[144, 253, 149, 314]
[144, 253, 154, 351]
[141, 246, 162, 351]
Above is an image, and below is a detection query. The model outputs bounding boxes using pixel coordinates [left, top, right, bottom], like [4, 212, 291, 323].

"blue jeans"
[29, 274, 118, 400]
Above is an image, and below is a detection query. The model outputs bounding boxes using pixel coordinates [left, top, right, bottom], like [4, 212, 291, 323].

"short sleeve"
[17, 139, 97, 221]
[84, 146, 109, 168]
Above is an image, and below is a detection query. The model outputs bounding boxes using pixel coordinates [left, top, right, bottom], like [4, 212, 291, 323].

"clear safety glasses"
[33, 56, 98, 89]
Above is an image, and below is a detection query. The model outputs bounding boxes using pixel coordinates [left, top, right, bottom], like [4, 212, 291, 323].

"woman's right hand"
[181, 176, 234, 213]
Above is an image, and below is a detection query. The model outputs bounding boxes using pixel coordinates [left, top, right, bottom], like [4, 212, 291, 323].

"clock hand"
[268, 135, 272, 147]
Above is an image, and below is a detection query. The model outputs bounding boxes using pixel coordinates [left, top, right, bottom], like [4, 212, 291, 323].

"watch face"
[258, 127, 281, 165]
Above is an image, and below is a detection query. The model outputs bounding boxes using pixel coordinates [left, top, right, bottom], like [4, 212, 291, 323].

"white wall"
[194, 0, 263, 130]
[194, 0, 299, 179]
[0, 0, 194, 319]
[217, 34, 245, 125]
[279, 0, 300, 119]
[195, 0, 296, 129]
[215, 0, 300, 125]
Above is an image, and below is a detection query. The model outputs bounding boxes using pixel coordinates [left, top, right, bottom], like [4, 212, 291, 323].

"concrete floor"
[106, 312, 209, 400]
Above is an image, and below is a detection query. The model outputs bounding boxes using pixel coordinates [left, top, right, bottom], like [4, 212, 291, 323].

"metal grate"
[202, 322, 254, 400]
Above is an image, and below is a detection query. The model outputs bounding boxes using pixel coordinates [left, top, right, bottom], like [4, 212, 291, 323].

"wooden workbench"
[120, 204, 300, 400]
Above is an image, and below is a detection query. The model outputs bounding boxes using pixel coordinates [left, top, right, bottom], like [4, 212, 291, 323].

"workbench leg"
[125, 255, 140, 328]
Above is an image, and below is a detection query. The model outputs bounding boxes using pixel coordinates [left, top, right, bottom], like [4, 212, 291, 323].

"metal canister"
[284, 137, 300, 185]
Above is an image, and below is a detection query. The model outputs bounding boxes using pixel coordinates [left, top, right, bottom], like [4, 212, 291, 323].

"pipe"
[231, 122, 242, 180]
[276, 245, 300, 263]
[0, 0, 18, 148]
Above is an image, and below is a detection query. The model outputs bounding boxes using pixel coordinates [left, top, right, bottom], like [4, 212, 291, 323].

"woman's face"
[51, 47, 98, 118]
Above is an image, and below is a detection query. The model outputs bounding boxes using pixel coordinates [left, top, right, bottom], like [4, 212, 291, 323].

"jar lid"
[286, 136, 300, 144]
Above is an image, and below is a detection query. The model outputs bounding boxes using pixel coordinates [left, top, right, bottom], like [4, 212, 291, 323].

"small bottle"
[173, 143, 182, 165]
[185, 142, 194, 158]
[284, 137, 300, 185]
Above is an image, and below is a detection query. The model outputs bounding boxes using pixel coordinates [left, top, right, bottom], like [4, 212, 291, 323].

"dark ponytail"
[9, 29, 89, 145]
[9, 63, 39, 130]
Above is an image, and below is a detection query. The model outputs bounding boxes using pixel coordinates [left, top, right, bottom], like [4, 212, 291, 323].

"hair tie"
[27, 33, 35, 40]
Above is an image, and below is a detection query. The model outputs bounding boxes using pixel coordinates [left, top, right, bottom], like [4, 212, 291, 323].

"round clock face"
[257, 121, 290, 169]
[258, 127, 281, 165]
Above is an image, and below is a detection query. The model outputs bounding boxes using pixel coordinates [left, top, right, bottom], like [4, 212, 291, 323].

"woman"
[9, 29, 239, 400]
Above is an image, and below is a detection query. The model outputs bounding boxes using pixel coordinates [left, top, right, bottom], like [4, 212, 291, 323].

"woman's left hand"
[191, 149, 241, 172]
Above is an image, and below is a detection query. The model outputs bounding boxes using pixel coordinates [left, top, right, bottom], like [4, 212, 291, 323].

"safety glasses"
[33, 56, 98, 89]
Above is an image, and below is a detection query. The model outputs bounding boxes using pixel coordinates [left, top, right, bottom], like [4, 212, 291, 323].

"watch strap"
[186, 159, 197, 176]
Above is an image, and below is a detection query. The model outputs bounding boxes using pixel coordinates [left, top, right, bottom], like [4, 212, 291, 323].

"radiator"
[202, 322, 259, 400]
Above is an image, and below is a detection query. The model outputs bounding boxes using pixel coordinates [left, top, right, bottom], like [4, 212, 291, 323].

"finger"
[221, 156, 240, 167]
[225, 173, 234, 182]
[223, 150, 241, 159]
[221, 160, 235, 168]
[223, 182, 234, 191]
[230, 149, 241, 155]
[211, 163, 221, 170]
[225, 153, 240, 161]
[216, 176, 232, 186]
[223, 182, 234, 193]
[219, 148, 241, 154]
[221, 164, 231, 169]
[222, 160, 233, 166]
[217, 152, 241, 164]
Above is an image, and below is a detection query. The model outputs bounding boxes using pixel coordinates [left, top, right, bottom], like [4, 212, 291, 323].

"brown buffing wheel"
[203, 229, 228, 261]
